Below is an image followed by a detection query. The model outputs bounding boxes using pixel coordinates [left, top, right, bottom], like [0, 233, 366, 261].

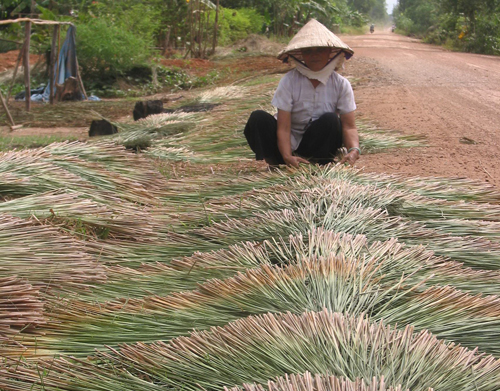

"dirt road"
[342, 29, 500, 187]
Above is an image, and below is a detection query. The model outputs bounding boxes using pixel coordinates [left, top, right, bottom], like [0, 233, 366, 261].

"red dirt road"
[342, 29, 500, 187]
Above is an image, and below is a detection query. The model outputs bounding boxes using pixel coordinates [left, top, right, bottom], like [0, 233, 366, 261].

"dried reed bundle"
[0, 143, 166, 204]
[20, 254, 500, 357]
[0, 276, 45, 336]
[0, 215, 105, 290]
[52, 227, 500, 305]
[226, 373, 415, 391]
[198, 86, 247, 103]
[0, 356, 163, 391]
[95, 310, 500, 391]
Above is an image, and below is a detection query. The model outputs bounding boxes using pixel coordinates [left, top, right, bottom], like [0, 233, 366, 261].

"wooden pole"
[49, 24, 59, 104]
[6, 40, 25, 103]
[0, 90, 15, 128]
[75, 56, 88, 100]
[23, 21, 32, 111]
[55, 26, 61, 90]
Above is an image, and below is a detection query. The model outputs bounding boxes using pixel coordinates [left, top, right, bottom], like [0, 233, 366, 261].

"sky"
[386, 0, 398, 14]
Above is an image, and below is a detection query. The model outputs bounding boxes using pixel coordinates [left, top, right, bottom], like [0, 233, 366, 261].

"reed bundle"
[2, 312, 493, 391]
[94, 310, 500, 391]
[49, 227, 500, 305]
[16, 253, 500, 357]
[196, 195, 500, 269]
[0, 215, 105, 290]
[226, 372, 416, 391]
[0, 276, 44, 337]
[0, 143, 166, 204]
[0, 190, 162, 241]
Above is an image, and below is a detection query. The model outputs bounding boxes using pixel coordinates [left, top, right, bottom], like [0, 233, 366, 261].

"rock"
[89, 119, 118, 137]
[133, 100, 164, 121]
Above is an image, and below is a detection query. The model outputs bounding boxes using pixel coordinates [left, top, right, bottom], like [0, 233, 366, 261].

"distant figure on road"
[244, 19, 360, 168]
[370, 24, 375, 33]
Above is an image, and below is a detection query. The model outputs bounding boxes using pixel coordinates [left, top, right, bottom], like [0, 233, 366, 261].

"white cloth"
[271, 69, 356, 151]
[291, 54, 345, 85]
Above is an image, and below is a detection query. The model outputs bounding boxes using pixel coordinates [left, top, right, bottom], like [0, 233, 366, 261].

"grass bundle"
[110, 112, 197, 150]
[20, 254, 500, 357]
[5, 255, 409, 356]
[159, 169, 292, 205]
[57, 227, 500, 304]
[0, 144, 166, 204]
[45, 141, 169, 193]
[0, 356, 163, 391]
[0, 215, 105, 290]
[329, 166, 500, 204]
[262, 229, 500, 296]
[162, 175, 500, 240]
[358, 123, 424, 153]
[144, 145, 195, 161]
[198, 86, 248, 103]
[226, 372, 413, 391]
[0, 191, 162, 241]
[94, 310, 500, 391]
[0, 276, 44, 337]
[85, 230, 215, 268]
[196, 194, 500, 269]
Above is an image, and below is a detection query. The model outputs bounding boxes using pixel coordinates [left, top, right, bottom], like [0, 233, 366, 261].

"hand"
[339, 149, 360, 166]
[283, 155, 310, 168]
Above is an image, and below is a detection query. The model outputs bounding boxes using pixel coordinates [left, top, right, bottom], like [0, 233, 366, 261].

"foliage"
[215, 8, 266, 45]
[395, 0, 500, 55]
[76, 18, 151, 80]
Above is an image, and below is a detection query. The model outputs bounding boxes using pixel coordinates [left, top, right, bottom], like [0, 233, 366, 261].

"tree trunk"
[212, 0, 219, 55]
[162, 26, 171, 56]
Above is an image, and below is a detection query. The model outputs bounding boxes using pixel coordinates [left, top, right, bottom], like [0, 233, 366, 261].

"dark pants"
[244, 110, 343, 165]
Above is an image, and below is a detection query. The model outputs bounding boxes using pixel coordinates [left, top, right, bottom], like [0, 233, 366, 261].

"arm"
[277, 109, 309, 168]
[339, 111, 360, 166]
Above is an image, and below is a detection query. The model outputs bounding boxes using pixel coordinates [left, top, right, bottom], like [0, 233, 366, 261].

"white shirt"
[271, 69, 356, 151]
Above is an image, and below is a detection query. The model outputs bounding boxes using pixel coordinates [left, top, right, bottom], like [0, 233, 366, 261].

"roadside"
[342, 30, 500, 187]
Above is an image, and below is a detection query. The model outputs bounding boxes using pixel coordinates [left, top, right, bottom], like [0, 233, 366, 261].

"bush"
[76, 18, 151, 80]
[215, 8, 265, 45]
[464, 15, 500, 55]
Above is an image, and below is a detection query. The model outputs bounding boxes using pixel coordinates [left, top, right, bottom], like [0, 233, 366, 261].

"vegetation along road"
[343, 29, 500, 187]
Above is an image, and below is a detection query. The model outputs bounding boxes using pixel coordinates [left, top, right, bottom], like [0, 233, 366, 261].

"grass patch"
[0, 134, 80, 151]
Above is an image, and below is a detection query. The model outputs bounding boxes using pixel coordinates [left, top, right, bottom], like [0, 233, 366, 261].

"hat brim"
[279, 47, 353, 63]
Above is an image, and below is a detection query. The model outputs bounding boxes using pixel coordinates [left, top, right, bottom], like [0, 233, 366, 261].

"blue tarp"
[28, 25, 99, 102]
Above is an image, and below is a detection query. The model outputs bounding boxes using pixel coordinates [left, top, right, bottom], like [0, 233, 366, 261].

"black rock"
[89, 119, 118, 137]
[133, 100, 164, 121]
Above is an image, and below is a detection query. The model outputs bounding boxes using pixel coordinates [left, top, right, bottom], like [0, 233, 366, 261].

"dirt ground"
[341, 29, 500, 187]
[0, 49, 42, 73]
[2, 33, 499, 188]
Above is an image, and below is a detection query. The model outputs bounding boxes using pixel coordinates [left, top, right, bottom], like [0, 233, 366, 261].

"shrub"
[215, 8, 265, 45]
[76, 18, 151, 80]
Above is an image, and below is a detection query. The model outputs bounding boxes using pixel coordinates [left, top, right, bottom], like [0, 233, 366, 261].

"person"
[244, 19, 360, 168]
[370, 24, 375, 33]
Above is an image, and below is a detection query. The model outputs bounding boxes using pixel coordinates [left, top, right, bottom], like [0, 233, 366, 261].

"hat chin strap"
[290, 52, 345, 85]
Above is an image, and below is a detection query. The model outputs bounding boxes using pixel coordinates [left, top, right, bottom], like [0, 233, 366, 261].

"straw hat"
[277, 19, 354, 62]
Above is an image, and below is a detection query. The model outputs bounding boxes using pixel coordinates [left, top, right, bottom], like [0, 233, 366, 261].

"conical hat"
[277, 19, 354, 62]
